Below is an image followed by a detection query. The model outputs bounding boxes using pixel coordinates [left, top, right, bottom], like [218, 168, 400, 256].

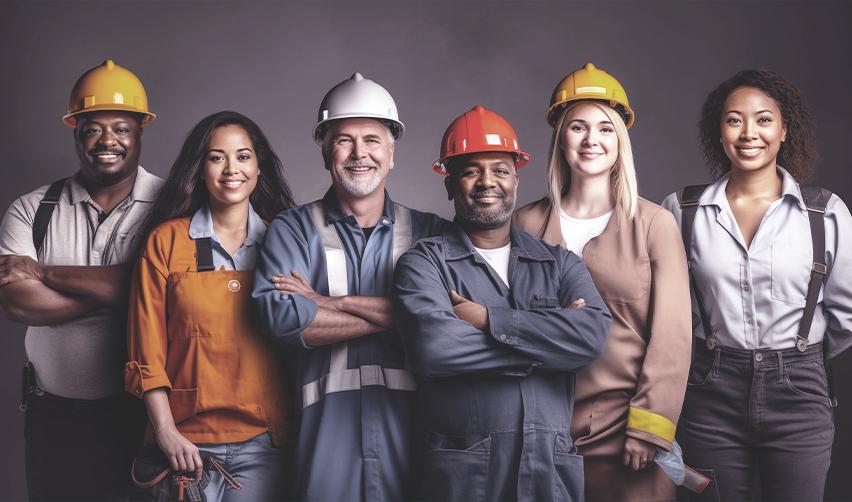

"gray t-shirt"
[0, 167, 163, 399]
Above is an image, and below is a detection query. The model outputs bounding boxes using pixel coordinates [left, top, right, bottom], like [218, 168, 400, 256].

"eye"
[600, 126, 614, 133]
[494, 168, 510, 176]
[208, 154, 224, 162]
[85, 127, 101, 136]
[757, 116, 773, 124]
[725, 117, 742, 125]
[238, 153, 252, 161]
[570, 124, 586, 133]
[366, 138, 380, 144]
[115, 127, 130, 134]
[336, 137, 352, 145]
[462, 168, 479, 177]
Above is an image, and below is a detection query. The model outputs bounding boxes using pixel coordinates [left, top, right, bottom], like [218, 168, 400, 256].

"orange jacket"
[124, 217, 291, 446]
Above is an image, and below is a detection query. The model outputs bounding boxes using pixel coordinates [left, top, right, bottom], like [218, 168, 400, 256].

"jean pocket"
[420, 434, 491, 502]
[683, 467, 720, 502]
[687, 354, 715, 387]
[553, 451, 584, 502]
[783, 360, 830, 406]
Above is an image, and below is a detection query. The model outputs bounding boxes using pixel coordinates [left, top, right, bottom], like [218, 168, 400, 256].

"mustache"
[87, 147, 126, 157]
[471, 188, 505, 199]
[342, 161, 377, 169]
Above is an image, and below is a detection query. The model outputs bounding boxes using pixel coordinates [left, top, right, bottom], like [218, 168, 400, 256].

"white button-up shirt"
[662, 167, 852, 357]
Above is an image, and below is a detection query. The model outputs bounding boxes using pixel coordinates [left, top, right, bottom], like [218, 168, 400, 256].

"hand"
[450, 291, 488, 331]
[623, 436, 657, 471]
[567, 298, 585, 309]
[0, 255, 43, 287]
[272, 271, 337, 309]
[154, 424, 204, 480]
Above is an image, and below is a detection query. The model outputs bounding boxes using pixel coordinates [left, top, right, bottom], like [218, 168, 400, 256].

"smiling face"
[322, 118, 395, 200]
[560, 102, 619, 180]
[720, 86, 787, 175]
[74, 110, 142, 186]
[445, 152, 518, 230]
[203, 124, 259, 210]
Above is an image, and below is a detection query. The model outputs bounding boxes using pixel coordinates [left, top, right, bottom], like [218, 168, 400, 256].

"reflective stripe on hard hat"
[301, 201, 415, 409]
[433, 105, 531, 175]
[547, 62, 635, 129]
[313, 72, 405, 144]
[63, 60, 156, 127]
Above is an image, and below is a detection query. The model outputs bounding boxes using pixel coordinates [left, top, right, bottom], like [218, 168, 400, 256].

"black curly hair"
[698, 69, 817, 182]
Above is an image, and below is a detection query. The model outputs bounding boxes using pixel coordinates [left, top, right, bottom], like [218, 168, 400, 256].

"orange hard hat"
[433, 105, 531, 175]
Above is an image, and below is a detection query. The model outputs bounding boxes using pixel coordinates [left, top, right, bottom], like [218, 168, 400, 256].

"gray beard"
[456, 199, 513, 230]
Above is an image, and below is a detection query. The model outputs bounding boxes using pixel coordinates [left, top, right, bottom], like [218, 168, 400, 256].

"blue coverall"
[252, 188, 446, 501]
[393, 223, 611, 502]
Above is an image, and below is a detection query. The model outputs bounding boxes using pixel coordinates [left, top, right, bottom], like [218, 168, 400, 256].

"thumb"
[449, 290, 466, 305]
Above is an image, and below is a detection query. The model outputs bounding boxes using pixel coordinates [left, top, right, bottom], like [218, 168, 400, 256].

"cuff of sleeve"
[123, 361, 172, 398]
[626, 406, 676, 448]
[487, 306, 520, 345]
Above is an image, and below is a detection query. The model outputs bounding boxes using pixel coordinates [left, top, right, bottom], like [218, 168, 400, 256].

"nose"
[97, 129, 117, 147]
[351, 138, 367, 160]
[222, 156, 237, 174]
[477, 169, 496, 189]
[741, 120, 757, 140]
[582, 129, 598, 146]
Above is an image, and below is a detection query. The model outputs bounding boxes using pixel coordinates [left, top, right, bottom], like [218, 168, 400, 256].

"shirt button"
[381, 218, 389, 225]
[754, 352, 763, 362]
[742, 284, 750, 292]
[745, 316, 753, 325]
[500, 334, 508, 341]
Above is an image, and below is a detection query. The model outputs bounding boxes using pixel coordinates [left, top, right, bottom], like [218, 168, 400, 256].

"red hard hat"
[433, 105, 531, 175]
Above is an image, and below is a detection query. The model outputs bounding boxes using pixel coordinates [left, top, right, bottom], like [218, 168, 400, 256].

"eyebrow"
[568, 119, 614, 125]
[208, 147, 253, 153]
[725, 109, 775, 115]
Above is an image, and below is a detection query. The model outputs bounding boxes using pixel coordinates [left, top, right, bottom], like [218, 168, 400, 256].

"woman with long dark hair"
[515, 63, 692, 501]
[125, 111, 295, 501]
[662, 70, 852, 501]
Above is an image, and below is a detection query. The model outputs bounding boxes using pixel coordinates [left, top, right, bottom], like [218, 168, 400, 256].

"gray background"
[1, 0, 851, 500]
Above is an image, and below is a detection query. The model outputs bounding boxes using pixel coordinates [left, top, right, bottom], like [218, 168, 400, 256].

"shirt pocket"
[588, 255, 651, 304]
[770, 239, 811, 306]
[530, 294, 560, 309]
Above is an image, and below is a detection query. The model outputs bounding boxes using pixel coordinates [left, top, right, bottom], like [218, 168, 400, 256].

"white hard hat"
[313, 72, 405, 144]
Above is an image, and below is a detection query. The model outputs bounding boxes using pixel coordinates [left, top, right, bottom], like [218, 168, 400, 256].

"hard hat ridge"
[547, 62, 635, 129]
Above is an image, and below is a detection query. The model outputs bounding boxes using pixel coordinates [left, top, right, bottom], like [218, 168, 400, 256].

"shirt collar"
[68, 165, 161, 206]
[700, 166, 804, 210]
[442, 221, 554, 262]
[320, 186, 396, 224]
[188, 203, 266, 246]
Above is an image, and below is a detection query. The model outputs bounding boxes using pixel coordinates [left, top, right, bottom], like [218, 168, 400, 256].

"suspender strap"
[195, 238, 215, 272]
[796, 186, 831, 351]
[32, 178, 68, 253]
[301, 201, 416, 409]
[678, 184, 715, 347]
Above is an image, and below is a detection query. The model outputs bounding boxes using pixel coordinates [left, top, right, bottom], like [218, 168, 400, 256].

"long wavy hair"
[546, 101, 638, 220]
[140, 111, 295, 239]
[698, 69, 817, 181]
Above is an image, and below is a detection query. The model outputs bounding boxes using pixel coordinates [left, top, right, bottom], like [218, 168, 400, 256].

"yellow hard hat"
[63, 60, 156, 127]
[546, 62, 635, 129]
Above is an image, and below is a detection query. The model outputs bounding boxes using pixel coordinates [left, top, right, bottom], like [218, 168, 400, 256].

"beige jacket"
[514, 196, 691, 456]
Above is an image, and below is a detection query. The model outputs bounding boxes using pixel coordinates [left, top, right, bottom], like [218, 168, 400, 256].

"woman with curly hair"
[662, 70, 852, 501]
[125, 111, 296, 501]
[515, 63, 692, 501]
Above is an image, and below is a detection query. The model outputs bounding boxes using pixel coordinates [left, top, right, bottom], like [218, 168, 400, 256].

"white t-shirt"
[474, 243, 511, 287]
[559, 207, 612, 258]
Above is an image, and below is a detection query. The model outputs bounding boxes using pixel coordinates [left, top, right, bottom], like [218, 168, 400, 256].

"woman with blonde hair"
[515, 63, 692, 501]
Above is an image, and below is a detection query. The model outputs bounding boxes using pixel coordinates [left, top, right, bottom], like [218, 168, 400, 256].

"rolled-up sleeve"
[394, 249, 538, 378]
[125, 233, 173, 397]
[252, 213, 319, 348]
[824, 195, 852, 359]
[486, 252, 611, 372]
[0, 196, 38, 259]
[626, 209, 692, 451]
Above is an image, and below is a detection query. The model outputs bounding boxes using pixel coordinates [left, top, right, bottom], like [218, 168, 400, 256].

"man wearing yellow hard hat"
[0, 60, 163, 500]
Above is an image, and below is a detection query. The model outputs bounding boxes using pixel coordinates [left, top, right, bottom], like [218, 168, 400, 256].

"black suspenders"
[678, 184, 836, 405]
[195, 237, 215, 272]
[32, 178, 68, 254]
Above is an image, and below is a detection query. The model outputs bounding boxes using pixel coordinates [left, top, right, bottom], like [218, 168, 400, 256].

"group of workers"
[0, 58, 849, 502]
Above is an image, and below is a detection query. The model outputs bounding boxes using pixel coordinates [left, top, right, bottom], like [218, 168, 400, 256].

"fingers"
[567, 298, 586, 309]
[292, 270, 311, 287]
[449, 291, 469, 305]
[193, 451, 204, 480]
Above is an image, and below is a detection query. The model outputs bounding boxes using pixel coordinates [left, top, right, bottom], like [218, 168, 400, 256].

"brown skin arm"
[42, 264, 132, 307]
[623, 436, 658, 471]
[273, 271, 396, 329]
[301, 306, 385, 347]
[0, 279, 100, 325]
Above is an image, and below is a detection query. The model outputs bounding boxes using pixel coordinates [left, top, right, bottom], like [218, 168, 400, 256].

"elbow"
[408, 345, 456, 378]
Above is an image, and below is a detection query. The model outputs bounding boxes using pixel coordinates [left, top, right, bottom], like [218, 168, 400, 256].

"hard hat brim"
[433, 150, 531, 176]
[63, 105, 157, 127]
[547, 99, 634, 129]
[313, 115, 405, 144]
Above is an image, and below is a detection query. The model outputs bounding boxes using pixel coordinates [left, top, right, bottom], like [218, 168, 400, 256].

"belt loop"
[712, 347, 721, 378]
[776, 352, 784, 384]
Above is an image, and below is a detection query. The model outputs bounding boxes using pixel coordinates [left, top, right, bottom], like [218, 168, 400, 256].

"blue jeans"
[197, 432, 288, 502]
